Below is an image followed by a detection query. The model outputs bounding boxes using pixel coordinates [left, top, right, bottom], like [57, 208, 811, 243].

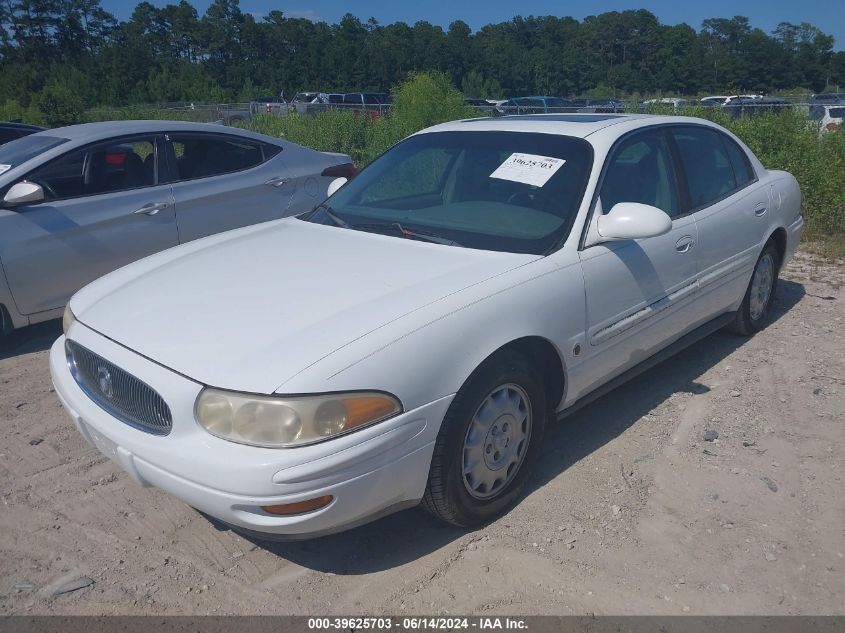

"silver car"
[0, 121, 355, 335]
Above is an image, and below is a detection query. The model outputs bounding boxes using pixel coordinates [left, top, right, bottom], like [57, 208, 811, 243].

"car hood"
[73, 218, 539, 394]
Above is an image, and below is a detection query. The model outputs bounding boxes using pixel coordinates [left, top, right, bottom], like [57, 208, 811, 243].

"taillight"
[266, 104, 272, 113]
[321, 163, 358, 179]
[826, 122, 839, 131]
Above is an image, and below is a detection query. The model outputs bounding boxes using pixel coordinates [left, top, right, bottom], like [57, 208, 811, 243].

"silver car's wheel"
[462, 383, 532, 500]
[749, 253, 775, 320]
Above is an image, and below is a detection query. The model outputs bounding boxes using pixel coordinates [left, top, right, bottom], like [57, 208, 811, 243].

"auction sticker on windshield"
[489, 153, 565, 187]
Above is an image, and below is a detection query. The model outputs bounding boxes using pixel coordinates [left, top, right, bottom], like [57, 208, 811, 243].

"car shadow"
[0, 318, 61, 361]
[231, 279, 805, 573]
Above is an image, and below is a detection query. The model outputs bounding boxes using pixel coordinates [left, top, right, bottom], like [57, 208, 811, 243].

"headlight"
[62, 305, 75, 335]
[195, 389, 402, 448]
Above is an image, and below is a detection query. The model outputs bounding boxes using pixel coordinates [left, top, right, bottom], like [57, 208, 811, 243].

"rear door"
[0, 134, 178, 314]
[577, 127, 700, 394]
[162, 132, 293, 243]
[670, 125, 767, 318]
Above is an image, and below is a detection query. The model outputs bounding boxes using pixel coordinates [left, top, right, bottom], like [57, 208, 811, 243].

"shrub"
[36, 81, 85, 127]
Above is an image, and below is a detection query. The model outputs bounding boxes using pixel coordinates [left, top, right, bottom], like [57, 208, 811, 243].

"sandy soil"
[0, 251, 843, 616]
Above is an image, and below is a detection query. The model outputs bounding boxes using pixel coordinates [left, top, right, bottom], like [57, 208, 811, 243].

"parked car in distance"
[52, 113, 802, 539]
[809, 103, 844, 131]
[724, 97, 791, 118]
[641, 98, 688, 109]
[342, 92, 389, 117]
[495, 96, 574, 115]
[464, 98, 496, 113]
[0, 120, 354, 335]
[810, 92, 845, 105]
[250, 96, 287, 117]
[575, 99, 627, 112]
[0, 121, 45, 146]
[700, 95, 730, 107]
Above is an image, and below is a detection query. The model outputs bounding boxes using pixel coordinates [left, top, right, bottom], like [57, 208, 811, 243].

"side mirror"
[326, 177, 347, 198]
[596, 202, 672, 241]
[3, 181, 45, 207]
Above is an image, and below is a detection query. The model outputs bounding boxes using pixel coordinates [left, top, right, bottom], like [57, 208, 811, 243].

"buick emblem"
[97, 365, 114, 399]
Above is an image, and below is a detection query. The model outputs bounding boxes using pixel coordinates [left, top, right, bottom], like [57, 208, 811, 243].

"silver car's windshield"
[0, 135, 68, 171]
[306, 131, 592, 255]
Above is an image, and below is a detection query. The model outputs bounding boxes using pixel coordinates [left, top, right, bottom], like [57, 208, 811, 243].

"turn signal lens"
[62, 305, 76, 335]
[195, 389, 401, 448]
[262, 495, 334, 516]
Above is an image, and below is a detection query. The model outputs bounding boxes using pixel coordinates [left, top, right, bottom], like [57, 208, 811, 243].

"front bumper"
[50, 324, 452, 537]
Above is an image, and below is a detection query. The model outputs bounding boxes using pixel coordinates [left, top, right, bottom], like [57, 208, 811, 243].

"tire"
[0, 304, 11, 337]
[728, 242, 780, 336]
[422, 349, 547, 527]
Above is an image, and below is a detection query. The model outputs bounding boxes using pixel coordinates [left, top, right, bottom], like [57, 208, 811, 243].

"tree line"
[1, 0, 844, 124]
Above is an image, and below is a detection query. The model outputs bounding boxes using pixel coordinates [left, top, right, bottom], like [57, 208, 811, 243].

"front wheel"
[728, 242, 780, 336]
[422, 350, 546, 527]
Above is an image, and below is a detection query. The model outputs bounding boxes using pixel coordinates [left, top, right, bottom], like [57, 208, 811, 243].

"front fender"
[278, 256, 586, 414]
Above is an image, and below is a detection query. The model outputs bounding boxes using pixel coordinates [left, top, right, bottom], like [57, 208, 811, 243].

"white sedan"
[51, 114, 803, 539]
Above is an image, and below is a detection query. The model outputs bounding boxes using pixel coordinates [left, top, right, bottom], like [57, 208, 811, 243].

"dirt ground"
[0, 251, 843, 616]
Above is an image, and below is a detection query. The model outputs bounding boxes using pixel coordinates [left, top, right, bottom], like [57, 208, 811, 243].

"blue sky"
[101, 0, 843, 51]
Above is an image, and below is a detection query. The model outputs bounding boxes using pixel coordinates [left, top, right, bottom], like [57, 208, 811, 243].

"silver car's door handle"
[675, 235, 694, 253]
[265, 176, 289, 187]
[134, 202, 169, 216]
[754, 203, 768, 217]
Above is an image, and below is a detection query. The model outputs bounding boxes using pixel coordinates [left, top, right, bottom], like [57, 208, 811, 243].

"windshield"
[0, 135, 68, 173]
[305, 131, 592, 255]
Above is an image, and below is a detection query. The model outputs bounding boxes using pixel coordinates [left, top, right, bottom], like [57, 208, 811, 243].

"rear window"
[0, 135, 68, 172]
[830, 108, 845, 119]
[165, 134, 278, 181]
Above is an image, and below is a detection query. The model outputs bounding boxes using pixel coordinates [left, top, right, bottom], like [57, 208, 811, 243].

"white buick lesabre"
[51, 114, 803, 539]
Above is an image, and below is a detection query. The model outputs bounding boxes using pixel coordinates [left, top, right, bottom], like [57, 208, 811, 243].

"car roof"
[27, 120, 279, 145]
[420, 113, 657, 139]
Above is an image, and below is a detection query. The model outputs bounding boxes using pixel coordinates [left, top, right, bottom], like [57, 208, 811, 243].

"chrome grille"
[65, 339, 172, 436]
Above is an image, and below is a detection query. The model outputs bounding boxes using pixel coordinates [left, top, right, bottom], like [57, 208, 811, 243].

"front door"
[0, 134, 178, 315]
[576, 127, 700, 397]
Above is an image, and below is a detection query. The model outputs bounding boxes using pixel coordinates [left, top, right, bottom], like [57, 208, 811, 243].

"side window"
[720, 135, 755, 187]
[27, 136, 157, 200]
[671, 127, 737, 209]
[600, 129, 680, 218]
[165, 134, 267, 181]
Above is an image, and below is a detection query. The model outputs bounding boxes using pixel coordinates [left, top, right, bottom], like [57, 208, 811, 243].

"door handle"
[675, 235, 694, 253]
[264, 176, 289, 187]
[754, 203, 767, 217]
[133, 202, 169, 216]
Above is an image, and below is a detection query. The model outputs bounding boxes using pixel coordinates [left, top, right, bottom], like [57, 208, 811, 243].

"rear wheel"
[729, 242, 780, 336]
[422, 350, 546, 527]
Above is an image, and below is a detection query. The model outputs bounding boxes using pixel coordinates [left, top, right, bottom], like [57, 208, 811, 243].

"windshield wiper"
[353, 221, 462, 247]
[314, 203, 350, 228]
